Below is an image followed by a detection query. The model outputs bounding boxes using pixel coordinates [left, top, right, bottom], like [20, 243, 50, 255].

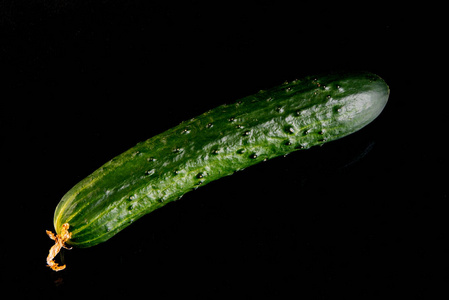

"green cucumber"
[49, 71, 388, 267]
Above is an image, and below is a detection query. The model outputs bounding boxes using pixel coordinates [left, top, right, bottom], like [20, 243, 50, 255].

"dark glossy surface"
[1, 2, 444, 299]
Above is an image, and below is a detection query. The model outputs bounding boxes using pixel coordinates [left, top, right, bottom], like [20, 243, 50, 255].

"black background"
[1, 1, 446, 299]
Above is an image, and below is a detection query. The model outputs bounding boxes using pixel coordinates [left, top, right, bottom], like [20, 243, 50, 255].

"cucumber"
[47, 71, 389, 270]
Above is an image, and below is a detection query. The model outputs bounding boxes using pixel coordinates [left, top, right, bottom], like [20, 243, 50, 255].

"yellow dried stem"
[46, 223, 72, 271]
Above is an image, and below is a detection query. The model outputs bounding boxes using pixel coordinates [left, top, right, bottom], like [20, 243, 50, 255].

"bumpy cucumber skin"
[54, 72, 389, 247]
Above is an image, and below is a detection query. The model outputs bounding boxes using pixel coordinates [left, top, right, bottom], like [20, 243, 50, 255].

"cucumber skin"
[54, 71, 389, 247]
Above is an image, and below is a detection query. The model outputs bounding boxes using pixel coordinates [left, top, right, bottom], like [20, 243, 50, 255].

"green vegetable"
[47, 71, 389, 270]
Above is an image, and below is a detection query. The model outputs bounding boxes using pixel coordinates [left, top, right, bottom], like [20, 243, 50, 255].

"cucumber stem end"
[46, 223, 72, 271]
